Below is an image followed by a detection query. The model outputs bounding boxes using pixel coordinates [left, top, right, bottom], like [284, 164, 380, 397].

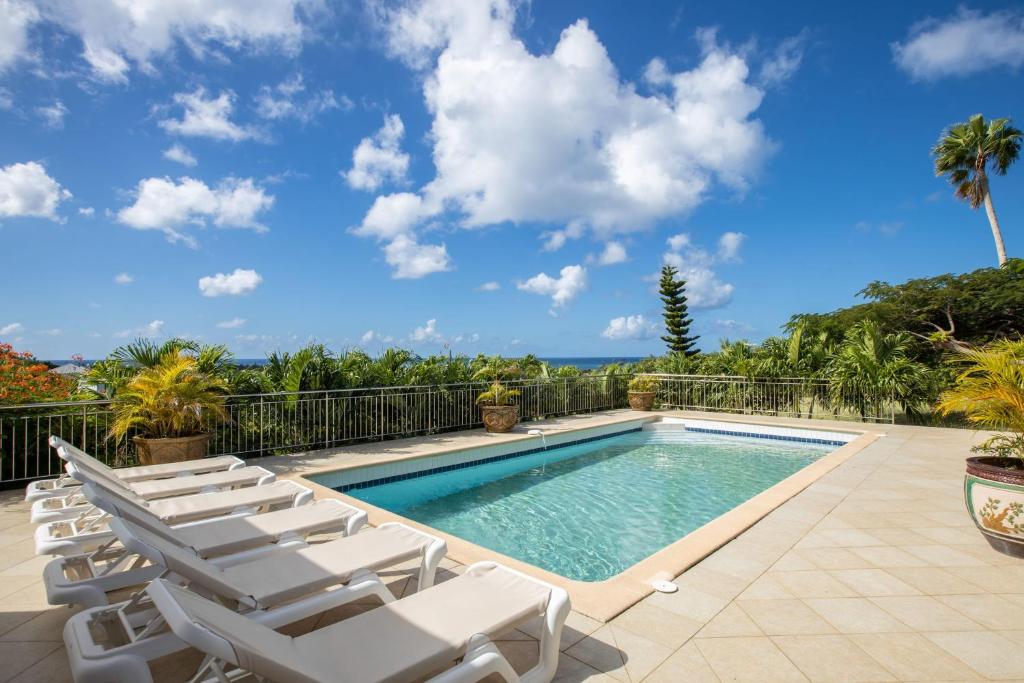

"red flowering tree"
[0, 344, 75, 404]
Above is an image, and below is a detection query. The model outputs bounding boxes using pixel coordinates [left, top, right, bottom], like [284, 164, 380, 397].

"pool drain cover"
[651, 579, 678, 593]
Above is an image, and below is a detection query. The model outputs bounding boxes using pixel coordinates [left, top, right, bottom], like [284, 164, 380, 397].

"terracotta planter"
[481, 405, 519, 433]
[133, 433, 211, 466]
[964, 456, 1024, 558]
[628, 391, 656, 411]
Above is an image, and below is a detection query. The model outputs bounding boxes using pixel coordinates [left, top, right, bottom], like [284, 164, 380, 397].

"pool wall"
[289, 411, 878, 621]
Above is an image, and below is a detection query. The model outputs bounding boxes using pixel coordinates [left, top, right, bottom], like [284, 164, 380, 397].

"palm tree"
[932, 114, 1021, 266]
[936, 339, 1024, 458]
[827, 320, 931, 420]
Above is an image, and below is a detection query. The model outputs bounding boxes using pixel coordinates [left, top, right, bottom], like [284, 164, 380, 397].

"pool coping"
[271, 410, 880, 621]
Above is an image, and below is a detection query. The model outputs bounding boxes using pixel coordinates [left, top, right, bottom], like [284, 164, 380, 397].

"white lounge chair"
[26, 436, 244, 502]
[143, 562, 569, 683]
[63, 517, 447, 683]
[35, 469, 314, 555]
[31, 438, 271, 523]
[45, 488, 367, 608]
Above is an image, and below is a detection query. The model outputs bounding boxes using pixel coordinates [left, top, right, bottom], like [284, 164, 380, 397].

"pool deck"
[1, 410, 1023, 682]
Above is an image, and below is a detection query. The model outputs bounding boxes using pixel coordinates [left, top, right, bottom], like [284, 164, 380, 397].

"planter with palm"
[936, 340, 1024, 557]
[474, 358, 522, 433]
[932, 114, 1021, 266]
[109, 352, 229, 465]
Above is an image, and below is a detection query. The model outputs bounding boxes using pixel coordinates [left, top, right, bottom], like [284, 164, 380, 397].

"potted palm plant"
[110, 352, 230, 465]
[474, 357, 522, 433]
[628, 374, 659, 411]
[936, 339, 1024, 558]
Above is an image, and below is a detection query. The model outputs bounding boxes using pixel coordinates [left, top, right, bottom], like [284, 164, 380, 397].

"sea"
[48, 356, 645, 371]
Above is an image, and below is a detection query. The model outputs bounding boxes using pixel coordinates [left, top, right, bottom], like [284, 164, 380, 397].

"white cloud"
[1, 322, 24, 336]
[383, 234, 452, 279]
[254, 73, 341, 122]
[345, 114, 410, 191]
[216, 317, 246, 329]
[759, 31, 807, 87]
[39, 327, 62, 336]
[661, 232, 740, 309]
[117, 176, 274, 245]
[602, 314, 657, 340]
[114, 319, 164, 338]
[476, 281, 501, 291]
[163, 144, 197, 167]
[589, 241, 628, 266]
[357, 0, 782, 273]
[0, 161, 71, 221]
[893, 8, 1024, 80]
[714, 319, 753, 334]
[36, 100, 67, 128]
[158, 88, 260, 142]
[0, 88, 13, 109]
[113, 272, 133, 285]
[410, 318, 442, 342]
[517, 264, 587, 314]
[198, 268, 262, 297]
[351, 192, 451, 279]
[359, 330, 394, 346]
[0, 0, 38, 72]
[34, 0, 312, 83]
[78, 206, 94, 216]
[717, 231, 746, 261]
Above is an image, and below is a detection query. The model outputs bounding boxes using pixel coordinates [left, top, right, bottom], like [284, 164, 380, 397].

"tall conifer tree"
[659, 265, 699, 355]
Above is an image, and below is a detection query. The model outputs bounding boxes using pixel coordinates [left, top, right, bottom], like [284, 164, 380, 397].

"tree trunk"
[983, 189, 1008, 266]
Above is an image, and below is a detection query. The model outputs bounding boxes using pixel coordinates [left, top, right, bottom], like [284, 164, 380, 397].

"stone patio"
[1, 412, 1022, 682]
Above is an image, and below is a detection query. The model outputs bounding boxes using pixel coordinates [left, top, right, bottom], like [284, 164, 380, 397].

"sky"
[1, 0, 1023, 360]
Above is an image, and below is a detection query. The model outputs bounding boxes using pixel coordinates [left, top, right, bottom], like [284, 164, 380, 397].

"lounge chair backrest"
[146, 579, 318, 683]
[110, 519, 250, 605]
[49, 437, 122, 483]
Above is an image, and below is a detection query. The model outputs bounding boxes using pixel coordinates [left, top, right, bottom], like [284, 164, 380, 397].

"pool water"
[344, 429, 834, 581]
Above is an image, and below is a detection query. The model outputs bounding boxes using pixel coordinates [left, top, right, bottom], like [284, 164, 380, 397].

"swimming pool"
[337, 425, 840, 581]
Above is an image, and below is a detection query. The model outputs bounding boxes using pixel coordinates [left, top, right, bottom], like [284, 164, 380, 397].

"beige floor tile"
[551, 653, 618, 683]
[910, 526, 990, 545]
[695, 636, 809, 682]
[870, 596, 985, 632]
[945, 565, 1024, 593]
[797, 547, 874, 570]
[1001, 630, 1024, 647]
[850, 546, 931, 568]
[830, 568, 922, 596]
[643, 641, 720, 683]
[736, 599, 836, 636]
[519, 610, 602, 651]
[610, 601, 702, 650]
[818, 528, 890, 547]
[698, 603, 763, 638]
[864, 527, 940, 546]
[887, 566, 986, 595]
[936, 594, 1024, 630]
[772, 634, 895, 682]
[925, 631, 1024, 680]
[773, 571, 859, 598]
[644, 585, 728, 623]
[564, 624, 672, 683]
[0, 606, 78, 642]
[7, 648, 72, 683]
[738, 574, 794, 600]
[850, 632, 982, 681]
[804, 597, 912, 634]
[774, 551, 818, 571]
[903, 545, 989, 568]
[0, 642, 62, 683]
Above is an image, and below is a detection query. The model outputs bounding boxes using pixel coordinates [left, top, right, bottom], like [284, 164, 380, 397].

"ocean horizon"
[45, 356, 647, 371]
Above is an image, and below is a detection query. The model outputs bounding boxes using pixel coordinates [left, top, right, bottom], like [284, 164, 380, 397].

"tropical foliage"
[0, 344, 74, 404]
[932, 114, 1021, 266]
[109, 352, 229, 441]
[937, 340, 1024, 459]
[628, 375, 659, 393]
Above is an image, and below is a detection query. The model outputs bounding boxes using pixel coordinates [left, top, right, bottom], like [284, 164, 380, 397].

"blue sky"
[1, 0, 1022, 360]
